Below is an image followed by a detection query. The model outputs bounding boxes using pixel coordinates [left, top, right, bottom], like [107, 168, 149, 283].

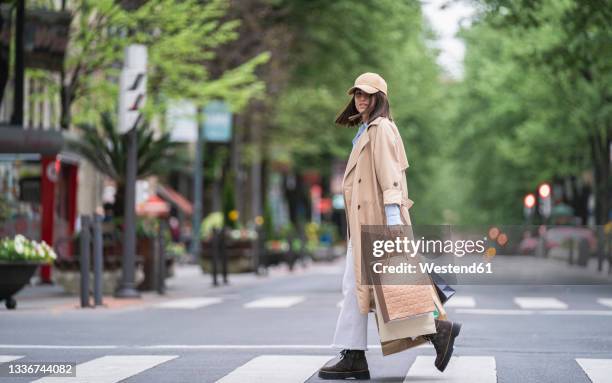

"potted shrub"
[0, 235, 57, 309]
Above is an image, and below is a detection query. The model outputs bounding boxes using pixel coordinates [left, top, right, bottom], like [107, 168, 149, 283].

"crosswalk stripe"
[514, 297, 568, 309]
[0, 355, 24, 363]
[404, 356, 496, 382]
[32, 355, 178, 383]
[444, 296, 476, 308]
[215, 355, 330, 383]
[540, 310, 612, 316]
[153, 297, 223, 309]
[596, 298, 612, 308]
[455, 308, 534, 315]
[244, 296, 305, 308]
[576, 358, 612, 383]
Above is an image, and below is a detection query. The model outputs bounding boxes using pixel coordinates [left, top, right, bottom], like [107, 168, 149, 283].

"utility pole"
[191, 106, 205, 261]
[115, 44, 147, 298]
[10, 0, 24, 126]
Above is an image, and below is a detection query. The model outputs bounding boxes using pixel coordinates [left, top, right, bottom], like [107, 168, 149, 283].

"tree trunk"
[590, 132, 610, 225]
[114, 182, 126, 219]
[60, 80, 71, 130]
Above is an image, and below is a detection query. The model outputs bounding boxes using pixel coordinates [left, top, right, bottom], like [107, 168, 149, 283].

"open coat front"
[342, 116, 414, 315]
[342, 116, 431, 354]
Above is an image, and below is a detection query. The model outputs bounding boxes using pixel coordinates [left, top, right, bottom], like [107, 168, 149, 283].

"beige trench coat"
[342, 116, 429, 354]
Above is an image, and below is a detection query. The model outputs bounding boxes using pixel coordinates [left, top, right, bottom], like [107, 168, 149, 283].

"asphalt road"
[1, 258, 612, 383]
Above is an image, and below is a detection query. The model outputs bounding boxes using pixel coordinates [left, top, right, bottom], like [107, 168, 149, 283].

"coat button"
[358, 204, 361, 210]
[393, 182, 398, 187]
[358, 178, 361, 183]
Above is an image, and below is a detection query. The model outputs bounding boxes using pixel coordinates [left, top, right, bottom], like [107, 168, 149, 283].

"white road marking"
[244, 296, 305, 308]
[337, 300, 343, 308]
[144, 344, 377, 350]
[576, 358, 612, 383]
[444, 296, 476, 308]
[455, 309, 534, 315]
[32, 355, 177, 383]
[1, 344, 426, 350]
[153, 297, 223, 309]
[404, 356, 496, 382]
[540, 310, 612, 316]
[0, 355, 23, 363]
[215, 355, 331, 383]
[0, 345, 118, 349]
[455, 309, 612, 316]
[514, 297, 568, 309]
[596, 298, 612, 308]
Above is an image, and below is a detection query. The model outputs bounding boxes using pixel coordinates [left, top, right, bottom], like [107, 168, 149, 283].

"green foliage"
[270, 0, 448, 223]
[446, 0, 611, 224]
[200, 212, 224, 240]
[68, 112, 186, 182]
[0, 235, 57, 263]
[222, 172, 237, 229]
[31, 0, 269, 128]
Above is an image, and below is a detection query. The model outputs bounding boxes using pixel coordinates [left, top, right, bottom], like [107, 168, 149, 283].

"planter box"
[200, 239, 255, 273]
[0, 261, 41, 309]
[54, 268, 145, 296]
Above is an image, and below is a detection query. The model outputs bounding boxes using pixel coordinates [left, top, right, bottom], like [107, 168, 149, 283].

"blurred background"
[0, 0, 610, 283]
[0, 1, 611, 382]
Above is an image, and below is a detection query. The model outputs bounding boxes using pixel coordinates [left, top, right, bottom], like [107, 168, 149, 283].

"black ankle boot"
[423, 319, 462, 372]
[318, 349, 370, 380]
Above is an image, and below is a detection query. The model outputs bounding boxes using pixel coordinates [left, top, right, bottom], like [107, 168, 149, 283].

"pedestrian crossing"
[1, 354, 609, 382]
[514, 297, 568, 309]
[404, 356, 497, 382]
[243, 296, 305, 308]
[31, 355, 178, 383]
[150, 295, 612, 314]
[153, 297, 223, 309]
[215, 355, 331, 383]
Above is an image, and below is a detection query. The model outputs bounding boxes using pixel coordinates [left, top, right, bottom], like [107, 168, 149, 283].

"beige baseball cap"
[347, 72, 388, 96]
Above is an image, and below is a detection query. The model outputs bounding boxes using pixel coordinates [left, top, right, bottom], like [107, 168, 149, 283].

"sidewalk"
[8, 257, 345, 313]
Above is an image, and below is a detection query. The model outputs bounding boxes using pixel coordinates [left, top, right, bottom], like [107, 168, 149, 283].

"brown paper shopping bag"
[369, 243, 436, 323]
[373, 284, 436, 342]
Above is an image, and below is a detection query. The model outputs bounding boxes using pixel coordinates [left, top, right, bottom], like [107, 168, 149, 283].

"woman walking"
[318, 73, 462, 380]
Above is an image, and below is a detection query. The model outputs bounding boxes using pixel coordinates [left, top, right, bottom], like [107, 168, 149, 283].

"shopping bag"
[373, 284, 436, 342]
[430, 271, 456, 305]
[369, 237, 436, 323]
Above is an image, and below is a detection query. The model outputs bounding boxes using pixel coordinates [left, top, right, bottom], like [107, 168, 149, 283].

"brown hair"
[335, 91, 393, 127]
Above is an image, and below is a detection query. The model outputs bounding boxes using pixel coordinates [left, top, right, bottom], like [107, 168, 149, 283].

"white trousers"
[331, 239, 370, 351]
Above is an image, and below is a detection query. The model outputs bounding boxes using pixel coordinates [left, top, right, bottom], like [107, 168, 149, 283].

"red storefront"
[0, 128, 77, 283]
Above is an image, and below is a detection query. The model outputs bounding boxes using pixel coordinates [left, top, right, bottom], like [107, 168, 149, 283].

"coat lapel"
[343, 129, 369, 181]
[342, 117, 384, 182]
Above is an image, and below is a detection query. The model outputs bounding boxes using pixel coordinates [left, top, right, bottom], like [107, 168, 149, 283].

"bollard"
[568, 237, 574, 265]
[607, 231, 612, 275]
[220, 227, 228, 284]
[251, 226, 260, 275]
[153, 224, 160, 293]
[155, 221, 166, 295]
[79, 215, 91, 308]
[596, 226, 604, 272]
[92, 215, 104, 306]
[211, 228, 219, 286]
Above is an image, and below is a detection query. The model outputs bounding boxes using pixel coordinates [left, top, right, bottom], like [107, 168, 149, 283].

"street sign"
[118, 45, 147, 134]
[167, 100, 197, 142]
[203, 101, 232, 142]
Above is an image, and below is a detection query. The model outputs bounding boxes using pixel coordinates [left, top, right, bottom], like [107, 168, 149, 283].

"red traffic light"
[524, 193, 536, 208]
[538, 183, 551, 198]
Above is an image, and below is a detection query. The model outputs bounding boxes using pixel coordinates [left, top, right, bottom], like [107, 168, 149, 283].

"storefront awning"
[0, 126, 63, 155]
[157, 184, 193, 216]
